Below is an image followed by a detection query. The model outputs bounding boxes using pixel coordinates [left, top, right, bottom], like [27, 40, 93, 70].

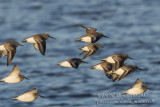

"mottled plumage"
[79, 43, 102, 59]
[22, 33, 55, 55]
[0, 41, 22, 66]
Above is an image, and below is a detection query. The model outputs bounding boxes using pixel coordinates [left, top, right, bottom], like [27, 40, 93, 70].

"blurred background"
[0, 0, 159, 107]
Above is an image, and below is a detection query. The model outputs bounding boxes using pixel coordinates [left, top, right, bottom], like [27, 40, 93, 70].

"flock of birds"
[0, 25, 152, 103]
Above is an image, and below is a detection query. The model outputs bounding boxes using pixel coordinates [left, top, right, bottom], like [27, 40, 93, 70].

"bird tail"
[76, 38, 81, 41]
[22, 39, 27, 42]
[12, 97, 17, 100]
[90, 66, 95, 69]
[0, 79, 4, 82]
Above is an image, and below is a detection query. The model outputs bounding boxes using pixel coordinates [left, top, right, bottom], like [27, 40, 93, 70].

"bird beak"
[103, 36, 109, 38]
[82, 61, 87, 64]
[128, 57, 134, 60]
[25, 77, 30, 80]
[148, 88, 153, 90]
[137, 67, 144, 71]
[19, 44, 23, 46]
[50, 36, 55, 39]
[40, 95, 45, 98]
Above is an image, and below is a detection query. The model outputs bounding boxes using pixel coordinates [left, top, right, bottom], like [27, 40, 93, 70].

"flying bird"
[111, 65, 142, 82]
[0, 65, 28, 83]
[102, 54, 133, 71]
[123, 78, 152, 95]
[22, 33, 55, 55]
[13, 88, 42, 102]
[57, 58, 87, 69]
[79, 43, 102, 59]
[0, 41, 23, 66]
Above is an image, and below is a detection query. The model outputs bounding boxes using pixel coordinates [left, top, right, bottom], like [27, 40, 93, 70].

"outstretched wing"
[9, 65, 21, 76]
[35, 37, 46, 55]
[6, 46, 16, 66]
[132, 78, 143, 88]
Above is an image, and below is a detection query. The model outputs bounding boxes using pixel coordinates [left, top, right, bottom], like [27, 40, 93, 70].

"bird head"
[42, 34, 55, 40]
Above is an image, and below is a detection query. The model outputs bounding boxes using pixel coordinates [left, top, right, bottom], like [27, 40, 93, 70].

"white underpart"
[103, 56, 115, 63]
[59, 61, 72, 67]
[93, 64, 104, 70]
[0, 45, 5, 50]
[114, 68, 125, 75]
[81, 46, 90, 51]
[25, 37, 36, 43]
[2, 76, 21, 83]
[125, 87, 144, 95]
[81, 37, 92, 42]
[15, 93, 36, 102]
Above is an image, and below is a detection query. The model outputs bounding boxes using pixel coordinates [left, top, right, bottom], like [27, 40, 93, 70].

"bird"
[101, 54, 133, 71]
[123, 78, 152, 95]
[13, 88, 42, 102]
[22, 33, 55, 55]
[0, 41, 23, 66]
[81, 25, 97, 34]
[79, 43, 102, 59]
[0, 65, 28, 83]
[111, 65, 142, 82]
[57, 58, 87, 69]
[90, 61, 112, 71]
[76, 32, 108, 43]
[90, 61, 113, 79]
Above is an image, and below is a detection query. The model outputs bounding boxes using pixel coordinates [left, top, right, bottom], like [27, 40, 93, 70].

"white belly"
[94, 64, 104, 70]
[105, 57, 115, 63]
[0, 45, 5, 50]
[26, 37, 36, 43]
[81, 37, 92, 42]
[3, 76, 21, 83]
[127, 88, 144, 95]
[17, 94, 36, 102]
[114, 68, 125, 75]
[59, 61, 72, 67]
[81, 46, 89, 51]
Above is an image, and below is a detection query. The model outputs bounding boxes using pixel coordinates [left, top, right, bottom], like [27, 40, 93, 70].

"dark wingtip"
[22, 40, 26, 42]
[122, 93, 127, 95]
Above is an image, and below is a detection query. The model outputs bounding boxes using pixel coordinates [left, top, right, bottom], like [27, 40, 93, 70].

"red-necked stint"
[22, 33, 55, 55]
[0, 41, 23, 66]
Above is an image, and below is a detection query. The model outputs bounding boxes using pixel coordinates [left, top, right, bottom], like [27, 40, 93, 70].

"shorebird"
[22, 33, 55, 55]
[13, 88, 42, 102]
[102, 54, 133, 71]
[123, 78, 152, 95]
[90, 61, 113, 79]
[0, 41, 23, 66]
[111, 65, 142, 82]
[90, 61, 112, 71]
[76, 32, 108, 43]
[57, 58, 87, 69]
[0, 65, 28, 83]
[81, 25, 97, 34]
[79, 43, 102, 59]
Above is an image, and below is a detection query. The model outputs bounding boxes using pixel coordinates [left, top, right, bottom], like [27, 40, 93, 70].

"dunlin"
[13, 88, 42, 102]
[22, 33, 55, 55]
[0, 41, 23, 66]
[0, 65, 28, 83]
[123, 78, 151, 95]
[57, 58, 87, 69]
[79, 43, 102, 59]
[111, 65, 142, 82]
[102, 54, 133, 71]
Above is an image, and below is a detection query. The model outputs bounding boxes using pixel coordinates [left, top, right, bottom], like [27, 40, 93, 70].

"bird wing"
[69, 61, 79, 68]
[6, 46, 16, 66]
[132, 78, 143, 88]
[9, 65, 21, 76]
[35, 37, 46, 55]
[79, 51, 87, 56]
[33, 43, 39, 50]
[82, 49, 96, 59]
